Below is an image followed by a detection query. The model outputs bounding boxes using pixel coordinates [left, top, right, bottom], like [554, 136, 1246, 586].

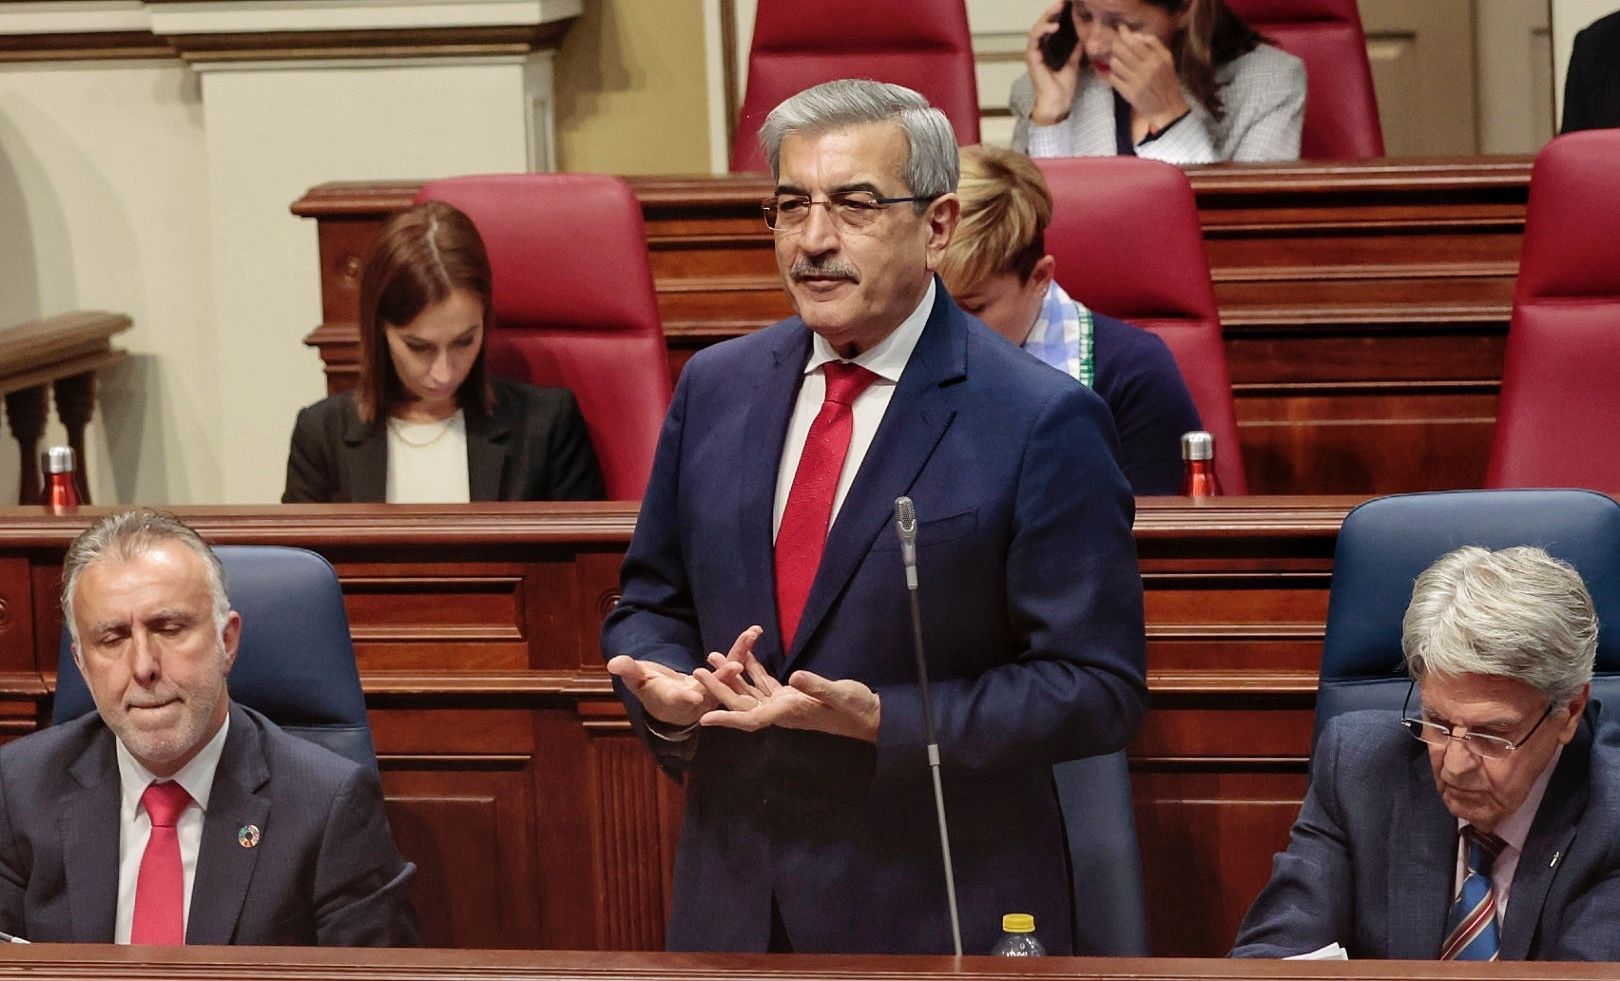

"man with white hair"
[0, 509, 418, 946]
[1234, 545, 1620, 960]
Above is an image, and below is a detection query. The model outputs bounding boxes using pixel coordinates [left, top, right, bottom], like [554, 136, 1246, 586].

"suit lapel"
[783, 291, 963, 669]
[185, 705, 270, 945]
[59, 730, 119, 942]
[1387, 746, 1457, 959]
[1499, 718, 1591, 959]
[341, 411, 387, 502]
[464, 404, 511, 502]
[746, 327, 810, 672]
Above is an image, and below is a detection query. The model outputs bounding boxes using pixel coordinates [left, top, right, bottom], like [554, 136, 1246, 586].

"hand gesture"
[694, 643, 882, 743]
[1024, 0, 1085, 125]
[1108, 25, 1189, 131]
[607, 625, 763, 728]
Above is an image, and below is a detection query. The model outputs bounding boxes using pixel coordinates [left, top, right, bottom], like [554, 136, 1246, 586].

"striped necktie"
[1440, 825, 1505, 961]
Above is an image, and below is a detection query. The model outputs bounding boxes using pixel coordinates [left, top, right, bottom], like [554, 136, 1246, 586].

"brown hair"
[1140, 0, 1265, 122]
[938, 145, 1052, 298]
[355, 201, 495, 425]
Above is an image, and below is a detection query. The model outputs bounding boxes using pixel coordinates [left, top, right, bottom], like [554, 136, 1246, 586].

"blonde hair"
[938, 145, 1052, 299]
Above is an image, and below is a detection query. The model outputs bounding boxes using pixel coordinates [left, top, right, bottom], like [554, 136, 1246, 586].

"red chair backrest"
[1035, 156, 1247, 494]
[730, 0, 979, 173]
[415, 174, 671, 500]
[1225, 0, 1384, 160]
[1487, 130, 1620, 491]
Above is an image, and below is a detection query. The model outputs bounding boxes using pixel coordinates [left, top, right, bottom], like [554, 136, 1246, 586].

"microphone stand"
[895, 496, 963, 957]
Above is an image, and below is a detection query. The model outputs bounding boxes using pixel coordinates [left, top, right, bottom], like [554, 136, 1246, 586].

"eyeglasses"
[1398, 680, 1558, 760]
[761, 190, 938, 231]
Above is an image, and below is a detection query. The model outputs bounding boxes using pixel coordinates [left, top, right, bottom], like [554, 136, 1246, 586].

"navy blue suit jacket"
[1233, 705, 1620, 960]
[602, 285, 1146, 955]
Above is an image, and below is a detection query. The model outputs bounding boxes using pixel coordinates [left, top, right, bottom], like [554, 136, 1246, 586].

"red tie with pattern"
[131, 780, 192, 945]
[775, 361, 879, 646]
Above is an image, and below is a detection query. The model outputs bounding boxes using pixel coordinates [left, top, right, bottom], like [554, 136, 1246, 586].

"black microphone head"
[894, 496, 916, 533]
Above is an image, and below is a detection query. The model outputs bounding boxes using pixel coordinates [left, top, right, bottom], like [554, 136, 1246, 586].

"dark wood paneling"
[293, 158, 1532, 495]
[0, 500, 1359, 955]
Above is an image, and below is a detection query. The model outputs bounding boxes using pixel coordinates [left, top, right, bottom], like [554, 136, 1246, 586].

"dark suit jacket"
[0, 702, 419, 946]
[1233, 705, 1620, 960]
[601, 283, 1146, 955]
[1563, 11, 1620, 134]
[282, 375, 605, 502]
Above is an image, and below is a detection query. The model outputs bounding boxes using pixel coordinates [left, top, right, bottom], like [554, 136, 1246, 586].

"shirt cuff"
[644, 714, 700, 742]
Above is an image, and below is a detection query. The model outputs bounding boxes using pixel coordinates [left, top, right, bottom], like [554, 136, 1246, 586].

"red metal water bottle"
[1180, 431, 1219, 498]
[43, 446, 81, 514]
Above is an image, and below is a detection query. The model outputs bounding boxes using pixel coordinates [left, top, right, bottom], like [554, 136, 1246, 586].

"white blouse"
[385, 410, 471, 503]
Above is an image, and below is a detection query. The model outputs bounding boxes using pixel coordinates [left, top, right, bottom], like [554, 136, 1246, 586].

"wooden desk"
[0, 499, 1354, 956]
[292, 158, 1531, 496]
[0, 947, 1615, 980]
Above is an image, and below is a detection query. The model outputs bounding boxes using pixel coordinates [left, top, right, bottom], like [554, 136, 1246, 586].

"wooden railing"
[0, 311, 130, 504]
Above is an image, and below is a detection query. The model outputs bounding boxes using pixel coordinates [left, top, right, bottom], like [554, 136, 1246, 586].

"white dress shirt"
[772, 280, 934, 538]
[1454, 744, 1563, 924]
[114, 714, 230, 944]
[385, 411, 471, 503]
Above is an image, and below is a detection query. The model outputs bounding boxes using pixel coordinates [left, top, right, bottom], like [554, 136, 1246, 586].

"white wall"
[0, 61, 217, 505]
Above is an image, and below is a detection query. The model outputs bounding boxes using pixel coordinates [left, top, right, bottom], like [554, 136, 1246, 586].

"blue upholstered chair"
[53, 545, 377, 773]
[1055, 751, 1150, 954]
[1315, 489, 1620, 744]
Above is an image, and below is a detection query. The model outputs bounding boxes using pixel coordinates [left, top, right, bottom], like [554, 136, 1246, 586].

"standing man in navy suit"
[603, 79, 1146, 955]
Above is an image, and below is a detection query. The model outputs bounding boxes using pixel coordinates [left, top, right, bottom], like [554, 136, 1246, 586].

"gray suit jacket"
[0, 702, 419, 945]
[1232, 705, 1620, 960]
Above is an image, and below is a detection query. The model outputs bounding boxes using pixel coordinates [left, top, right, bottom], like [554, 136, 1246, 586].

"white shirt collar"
[116, 709, 231, 820]
[803, 279, 935, 383]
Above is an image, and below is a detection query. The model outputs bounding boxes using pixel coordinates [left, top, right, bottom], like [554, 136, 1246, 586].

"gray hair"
[1402, 545, 1597, 703]
[759, 78, 959, 206]
[62, 509, 231, 647]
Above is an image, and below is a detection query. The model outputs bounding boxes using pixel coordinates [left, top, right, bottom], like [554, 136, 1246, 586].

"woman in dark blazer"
[283, 201, 604, 503]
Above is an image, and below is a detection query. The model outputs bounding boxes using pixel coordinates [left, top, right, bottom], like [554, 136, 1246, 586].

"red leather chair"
[1487, 130, 1620, 492]
[415, 174, 671, 500]
[730, 0, 979, 173]
[1225, 0, 1384, 160]
[1035, 156, 1247, 494]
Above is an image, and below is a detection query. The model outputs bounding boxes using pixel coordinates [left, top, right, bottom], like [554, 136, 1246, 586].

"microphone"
[893, 496, 963, 957]
[895, 495, 919, 589]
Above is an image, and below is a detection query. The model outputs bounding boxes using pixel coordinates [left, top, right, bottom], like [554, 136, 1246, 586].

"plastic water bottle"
[989, 913, 1045, 956]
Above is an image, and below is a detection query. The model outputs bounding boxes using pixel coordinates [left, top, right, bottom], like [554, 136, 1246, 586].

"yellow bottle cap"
[1001, 913, 1035, 933]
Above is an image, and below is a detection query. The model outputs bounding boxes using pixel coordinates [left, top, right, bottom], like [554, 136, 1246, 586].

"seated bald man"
[1234, 545, 1620, 960]
[0, 509, 418, 946]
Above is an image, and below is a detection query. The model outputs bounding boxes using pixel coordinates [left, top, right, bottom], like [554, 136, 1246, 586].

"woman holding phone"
[1011, 0, 1304, 164]
[283, 201, 605, 504]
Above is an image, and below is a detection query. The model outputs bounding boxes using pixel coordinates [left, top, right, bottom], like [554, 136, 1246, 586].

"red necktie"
[776, 361, 879, 646]
[131, 781, 192, 945]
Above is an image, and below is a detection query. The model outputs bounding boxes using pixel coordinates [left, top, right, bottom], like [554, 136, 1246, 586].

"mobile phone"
[1039, 1, 1080, 72]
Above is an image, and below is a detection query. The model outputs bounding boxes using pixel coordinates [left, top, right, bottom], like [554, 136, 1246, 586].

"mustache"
[790, 258, 858, 282]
